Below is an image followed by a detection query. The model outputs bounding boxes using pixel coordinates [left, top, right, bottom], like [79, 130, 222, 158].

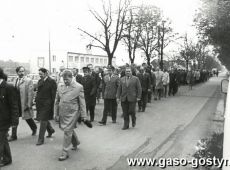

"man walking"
[81, 67, 97, 122]
[8, 66, 37, 142]
[99, 65, 120, 125]
[117, 66, 142, 130]
[0, 68, 19, 167]
[54, 70, 88, 161]
[36, 68, 57, 145]
[136, 66, 151, 112]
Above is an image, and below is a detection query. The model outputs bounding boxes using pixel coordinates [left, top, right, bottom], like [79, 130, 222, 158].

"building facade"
[29, 51, 116, 74]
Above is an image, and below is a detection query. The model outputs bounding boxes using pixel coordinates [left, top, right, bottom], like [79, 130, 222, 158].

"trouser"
[62, 129, 80, 155]
[138, 91, 148, 111]
[0, 130, 12, 163]
[121, 100, 136, 128]
[155, 89, 162, 100]
[87, 105, 95, 122]
[169, 83, 177, 96]
[101, 99, 117, 123]
[37, 121, 54, 142]
[10, 118, 37, 138]
[163, 85, 168, 98]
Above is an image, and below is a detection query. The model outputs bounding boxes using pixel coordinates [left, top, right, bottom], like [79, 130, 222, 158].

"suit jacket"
[102, 74, 120, 99]
[14, 77, 34, 120]
[136, 72, 151, 92]
[0, 80, 19, 131]
[35, 77, 57, 121]
[54, 81, 86, 130]
[116, 75, 142, 102]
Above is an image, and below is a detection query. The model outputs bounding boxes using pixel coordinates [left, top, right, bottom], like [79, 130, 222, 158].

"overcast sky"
[0, 0, 200, 65]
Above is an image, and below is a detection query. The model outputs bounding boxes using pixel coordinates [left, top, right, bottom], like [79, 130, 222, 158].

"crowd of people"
[0, 64, 211, 167]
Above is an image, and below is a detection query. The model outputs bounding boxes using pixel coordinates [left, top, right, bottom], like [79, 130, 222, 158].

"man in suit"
[99, 65, 120, 125]
[81, 67, 97, 122]
[72, 68, 83, 85]
[8, 66, 37, 142]
[136, 66, 151, 112]
[0, 68, 19, 167]
[36, 68, 57, 145]
[117, 66, 142, 130]
[54, 70, 88, 161]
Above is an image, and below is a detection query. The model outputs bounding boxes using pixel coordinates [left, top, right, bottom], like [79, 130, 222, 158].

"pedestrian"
[136, 66, 151, 112]
[99, 65, 120, 125]
[117, 66, 142, 130]
[72, 68, 83, 85]
[54, 70, 88, 161]
[81, 67, 97, 122]
[154, 67, 164, 100]
[36, 68, 57, 145]
[162, 69, 170, 98]
[186, 70, 195, 90]
[0, 68, 19, 167]
[8, 66, 37, 142]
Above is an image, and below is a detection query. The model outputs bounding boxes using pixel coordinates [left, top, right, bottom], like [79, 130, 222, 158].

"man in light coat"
[117, 66, 142, 130]
[8, 66, 37, 141]
[162, 69, 170, 98]
[54, 70, 87, 161]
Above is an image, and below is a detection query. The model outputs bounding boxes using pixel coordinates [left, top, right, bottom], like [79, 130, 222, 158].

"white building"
[29, 51, 116, 74]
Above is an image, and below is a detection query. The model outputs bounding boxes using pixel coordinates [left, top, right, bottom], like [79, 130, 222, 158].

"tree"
[78, 0, 131, 66]
[179, 35, 197, 70]
[157, 19, 179, 70]
[194, 0, 230, 69]
[122, 7, 141, 64]
[137, 5, 161, 66]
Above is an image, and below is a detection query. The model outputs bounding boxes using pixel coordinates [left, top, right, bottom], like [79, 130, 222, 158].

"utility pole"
[49, 32, 51, 73]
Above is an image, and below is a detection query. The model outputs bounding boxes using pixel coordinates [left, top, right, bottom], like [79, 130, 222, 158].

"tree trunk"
[108, 55, 113, 66]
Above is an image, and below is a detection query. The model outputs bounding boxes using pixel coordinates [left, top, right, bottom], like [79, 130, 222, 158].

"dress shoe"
[32, 129, 37, 136]
[46, 129, 55, 138]
[122, 127, 129, 130]
[36, 140, 44, 146]
[58, 154, 69, 161]
[98, 121, 106, 125]
[0, 160, 12, 167]
[8, 136, 17, 142]
[83, 119, 93, 128]
[132, 122, 136, 127]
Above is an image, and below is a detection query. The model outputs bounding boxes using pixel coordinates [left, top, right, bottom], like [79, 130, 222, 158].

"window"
[104, 58, 107, 64]
[100, 58, 103, 64]
[69, 56, 73, 62]
[75, 56, 79, 62]
[95, 58, 99, 63]
[91, 58, 94, 63]
[86, 57, 89, 63]
[52, 68, 56, 73]
[52, 55, 56, 62]
[80, 57, 84, 62]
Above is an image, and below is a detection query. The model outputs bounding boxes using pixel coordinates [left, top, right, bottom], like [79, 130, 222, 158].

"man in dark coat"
[0, 68, 19, 167]
[136, 66, 151, 112]
[72, 68, 83, 85]
[81, 67, 97, 122]
[117, 66, 142, 130]
[36, 68, 57, 145]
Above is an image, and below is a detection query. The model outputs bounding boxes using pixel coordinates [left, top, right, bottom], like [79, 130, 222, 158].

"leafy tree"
[194, 0, 230, 69]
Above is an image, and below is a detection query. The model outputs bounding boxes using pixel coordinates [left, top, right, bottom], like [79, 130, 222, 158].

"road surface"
[2, 76, 224, 170]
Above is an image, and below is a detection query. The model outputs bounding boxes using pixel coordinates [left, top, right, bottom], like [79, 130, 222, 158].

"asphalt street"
[2, 76, 224, 170]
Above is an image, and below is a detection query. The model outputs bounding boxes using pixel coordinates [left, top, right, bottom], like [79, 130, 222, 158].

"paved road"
[2, 76, 224, 170]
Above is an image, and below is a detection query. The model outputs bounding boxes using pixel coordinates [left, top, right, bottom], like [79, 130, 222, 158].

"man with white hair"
[54, 70, 89, 161]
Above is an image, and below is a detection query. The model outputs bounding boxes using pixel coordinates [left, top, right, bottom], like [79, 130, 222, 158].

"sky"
[0, 0, 200, 65]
